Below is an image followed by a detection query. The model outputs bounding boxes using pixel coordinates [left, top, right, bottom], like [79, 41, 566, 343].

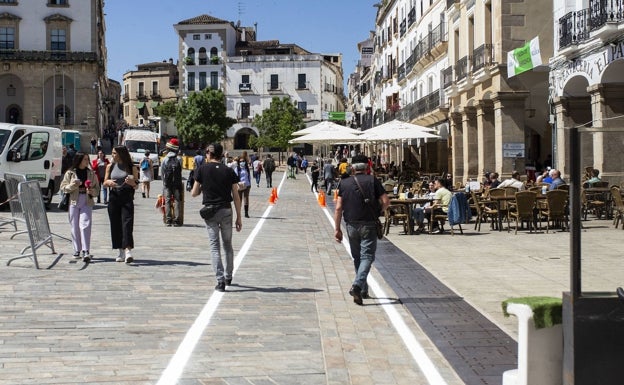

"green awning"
[150, 101, 159, 108]
[136, 101, 145, 109]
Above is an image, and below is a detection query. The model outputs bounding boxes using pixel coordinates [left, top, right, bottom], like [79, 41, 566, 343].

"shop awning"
[150, 101, 159, 108]
[136, 101, 145, 109]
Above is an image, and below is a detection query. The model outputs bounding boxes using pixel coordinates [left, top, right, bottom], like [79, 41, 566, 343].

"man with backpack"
[161, 138, 183, 226]
[262, 154, 276, 188]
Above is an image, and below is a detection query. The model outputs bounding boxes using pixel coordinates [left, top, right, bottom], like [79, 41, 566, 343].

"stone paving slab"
[0, 171, 463, 385]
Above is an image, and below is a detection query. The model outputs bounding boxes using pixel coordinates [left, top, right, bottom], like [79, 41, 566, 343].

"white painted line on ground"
[321, 207, 449, 385]
[156, 172, 287, 385]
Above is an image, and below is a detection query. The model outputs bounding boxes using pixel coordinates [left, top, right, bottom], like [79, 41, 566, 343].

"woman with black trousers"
[102, 145, 138, 263]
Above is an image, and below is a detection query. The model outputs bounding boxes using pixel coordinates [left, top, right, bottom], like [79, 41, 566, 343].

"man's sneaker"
[431, 228, 444, 234]
[82, 250, 91, 263]
[124, 249, 133, 263]
[115, 249, 124, 262]
[225, 278, 232, 286]
[349, 285, 363, 305]
[361, 291, 371, 299]
[72, 251, 81, 259]
[215, 282, 226, 292]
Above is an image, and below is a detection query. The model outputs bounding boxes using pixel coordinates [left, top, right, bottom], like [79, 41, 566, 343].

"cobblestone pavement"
[0, 169, 621, 385]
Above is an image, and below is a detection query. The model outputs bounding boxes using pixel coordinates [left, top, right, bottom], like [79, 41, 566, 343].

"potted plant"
[184, 56, 194, 65]
[210, 56, 220, 64]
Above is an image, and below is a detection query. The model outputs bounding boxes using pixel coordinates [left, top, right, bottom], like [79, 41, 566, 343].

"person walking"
[60, 151, 100, 262]
[333, 155, 390, 305]
[235, 156, 252, 218]
[161, 139, 183, 226]
[310, 160, 320, 193]
[252, 156, 263, 188]
[262, 154, 276, 188]
[191, 143, 242, 292]
[90, 136, 97, 154]
[102, 145, 138, 263]
[323, 159, 336, 194]
[139, 150, 154, 199]
[91, 150, 109, 204]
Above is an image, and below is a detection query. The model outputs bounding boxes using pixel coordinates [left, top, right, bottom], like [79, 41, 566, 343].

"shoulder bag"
[58, 192, 70, 211]
[353, 175, 384, 240]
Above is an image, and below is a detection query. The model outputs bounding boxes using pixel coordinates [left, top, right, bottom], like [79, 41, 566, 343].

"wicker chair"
[383, 204, 410, 235]
[539, 189, 569, 233]
[470, 190, 499, 231]
[581, 189, 606, 220]
[610, 186, 624, 229]
[489, 188, 510, 230]
[508, 191, 538, 234]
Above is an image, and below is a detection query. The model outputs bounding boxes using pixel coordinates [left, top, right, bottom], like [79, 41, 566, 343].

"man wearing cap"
[191, 143, 242, 292]
[161, 138, 183, 226]
[333, 154, 390, 305]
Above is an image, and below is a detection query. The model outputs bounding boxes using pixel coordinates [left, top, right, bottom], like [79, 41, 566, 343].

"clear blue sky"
[104, 0, 378, 87]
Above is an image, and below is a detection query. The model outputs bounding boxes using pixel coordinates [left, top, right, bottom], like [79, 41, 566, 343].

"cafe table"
[388, 196, 434, 235]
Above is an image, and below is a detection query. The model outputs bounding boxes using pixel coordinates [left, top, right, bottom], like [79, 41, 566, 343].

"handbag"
[353, 176, 384, 240]
[58, 193, 70, 211]
[237, 181, 247, 191]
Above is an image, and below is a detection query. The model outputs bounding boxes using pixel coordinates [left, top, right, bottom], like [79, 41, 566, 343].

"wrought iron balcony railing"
[455, 56, 469, 81]
[442, 66, 454, 88]
[472, 44, 494, 72]
[559, 0, 624, 49]
[0, 49, 97, 62]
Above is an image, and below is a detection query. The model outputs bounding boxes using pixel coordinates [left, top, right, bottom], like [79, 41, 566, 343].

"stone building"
[0, 0, 112, 149]
[550, 0, 624, 185]
[121, 60, 178, 128]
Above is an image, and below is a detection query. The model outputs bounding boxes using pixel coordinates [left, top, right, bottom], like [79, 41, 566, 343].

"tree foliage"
[175, 88, 236, 145]
[251, 96, 305, 150]
[153, 100, 177, 122]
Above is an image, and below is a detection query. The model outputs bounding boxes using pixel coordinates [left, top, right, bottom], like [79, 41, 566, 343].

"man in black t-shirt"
[333, 155, 389, 305]
[191, 143, 242, 292]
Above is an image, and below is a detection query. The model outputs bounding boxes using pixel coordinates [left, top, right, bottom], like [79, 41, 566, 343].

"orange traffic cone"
[268, 190, 276, 205]
[319, 191, 326, 207]
[272, 187, 278, 200]
[333, 189, 339, 202]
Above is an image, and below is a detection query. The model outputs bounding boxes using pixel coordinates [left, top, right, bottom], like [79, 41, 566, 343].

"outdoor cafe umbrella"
[289, 129, 363, 144]
[359, 127, 440, 141]
[291, 120, 362, 136]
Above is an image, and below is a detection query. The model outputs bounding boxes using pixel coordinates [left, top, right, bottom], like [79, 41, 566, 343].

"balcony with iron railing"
[400, 20, 407, 37]
[559, 0, 624, 49]
[122, 93, 129, 102]
[296, 81, 310, 90]
[0, 49, 98, 62]
[397, 63, 406, 82]
[136, 91, 148, 100]
[239, 83, 252, 92]
[150, 91, 161, 99]
[472, 44, 494, 72]
[455, 56, 469, 81]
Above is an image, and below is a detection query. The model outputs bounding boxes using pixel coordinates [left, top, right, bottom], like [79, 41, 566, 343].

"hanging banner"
[507, 37, 542, 78]
[327, 111, 346, 121]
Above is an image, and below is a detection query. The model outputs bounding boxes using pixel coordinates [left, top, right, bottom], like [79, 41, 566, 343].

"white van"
[0, 123, 63, 209]
[121, 128, 160, 179]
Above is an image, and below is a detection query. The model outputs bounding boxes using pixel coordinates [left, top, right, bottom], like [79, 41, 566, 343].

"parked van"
[0, 123, 63, 209]
[121, 128, 160, 179]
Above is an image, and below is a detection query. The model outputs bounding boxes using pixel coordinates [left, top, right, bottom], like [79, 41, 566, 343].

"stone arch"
[600, 59, 624, 84]
[561, 73, 590, 97]
[233, 126, 258, 150]
[198, 47, 207, 65]
[6, 104, 22, 124]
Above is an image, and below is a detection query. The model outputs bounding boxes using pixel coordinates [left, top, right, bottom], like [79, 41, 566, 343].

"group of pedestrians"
[60, 145, 137, 264]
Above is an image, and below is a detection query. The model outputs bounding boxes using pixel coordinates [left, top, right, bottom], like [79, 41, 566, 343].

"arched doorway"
[6, 105, 21, 123]
[233, 127, 257, 149]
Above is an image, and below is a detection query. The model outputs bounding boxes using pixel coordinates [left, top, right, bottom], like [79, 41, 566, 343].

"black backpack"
[163, 157, 182, 188]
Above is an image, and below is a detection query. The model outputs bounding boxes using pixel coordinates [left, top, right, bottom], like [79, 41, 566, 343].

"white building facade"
[550, 0, 624, 185]
[174, 14, 344, 151]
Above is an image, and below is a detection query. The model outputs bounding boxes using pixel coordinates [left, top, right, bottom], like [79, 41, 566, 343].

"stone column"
[477, 100, 496, 178]
[553, 96, 592, 178]
[450, 111, 464, 181]
[492, 92, 528, 178]
[462, 106, 478, 182]
[588, 84, 605, 175]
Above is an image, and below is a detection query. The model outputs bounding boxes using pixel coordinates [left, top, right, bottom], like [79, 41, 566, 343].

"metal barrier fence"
[6, 181, 55, 269]
[0, 173, 26, 236]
